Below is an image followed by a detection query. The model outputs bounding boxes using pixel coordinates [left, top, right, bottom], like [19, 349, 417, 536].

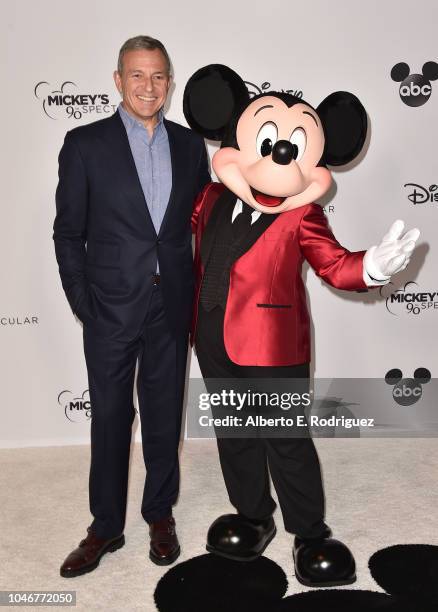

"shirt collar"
[118, 103, 165, 139]
[232, 199, 262, 225]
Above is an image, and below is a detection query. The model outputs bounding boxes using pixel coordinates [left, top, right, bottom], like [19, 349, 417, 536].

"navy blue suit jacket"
[54, 111, 210, 340]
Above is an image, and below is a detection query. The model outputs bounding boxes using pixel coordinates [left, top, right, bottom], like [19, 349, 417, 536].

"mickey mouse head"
[183, 64, 367, 215]
[385, 368, 431, 406]
[391, 62, 438, 107]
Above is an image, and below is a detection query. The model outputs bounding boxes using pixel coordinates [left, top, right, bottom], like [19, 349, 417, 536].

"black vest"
[199, 189, 278, 311]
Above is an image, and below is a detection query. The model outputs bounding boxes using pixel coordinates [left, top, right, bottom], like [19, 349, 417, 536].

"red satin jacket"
[191, 182, 367, 366]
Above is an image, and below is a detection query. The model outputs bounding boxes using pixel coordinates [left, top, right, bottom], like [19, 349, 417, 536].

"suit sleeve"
[53, 131, 89, 317]
[299, 204, 368, 291]
[190, 138, 211, 233]
[191, 182, 213, 233]
[196, 137, 211, 195]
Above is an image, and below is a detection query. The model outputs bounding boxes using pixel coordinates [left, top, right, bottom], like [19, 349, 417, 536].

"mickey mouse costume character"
[183, 65, 420, 587]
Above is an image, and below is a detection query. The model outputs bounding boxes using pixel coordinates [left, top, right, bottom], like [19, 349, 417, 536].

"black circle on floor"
[275, 590, 405, 611]
[369, 544, 438, 604]
[154, 553, 288, 612]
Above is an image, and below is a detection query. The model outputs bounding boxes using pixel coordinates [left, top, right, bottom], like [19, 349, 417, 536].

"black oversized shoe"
[206, 513, 276, 561]
[293, 528, 356, 587]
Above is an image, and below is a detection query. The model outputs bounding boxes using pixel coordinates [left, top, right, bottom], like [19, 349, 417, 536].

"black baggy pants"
[195, 304, 327, 538]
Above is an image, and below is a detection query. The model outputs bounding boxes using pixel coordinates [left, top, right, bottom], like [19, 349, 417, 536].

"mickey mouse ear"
[369, 545, 438, 606]
[154, 553, 287, 612]
[413, 367, 431, 384]
[391, 62, 410, 82]
[317, 92, 367, 166]
[34, 81, 50, 98]
[422, 61, 438, 81]
[385, 369, 403, 385]
[183, 64, 249, 141]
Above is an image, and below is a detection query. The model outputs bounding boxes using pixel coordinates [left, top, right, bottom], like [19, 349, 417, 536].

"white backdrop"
[1, 0, 437, 447]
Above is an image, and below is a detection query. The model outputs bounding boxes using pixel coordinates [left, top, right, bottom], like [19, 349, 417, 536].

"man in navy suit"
[54, 36, 210, 577]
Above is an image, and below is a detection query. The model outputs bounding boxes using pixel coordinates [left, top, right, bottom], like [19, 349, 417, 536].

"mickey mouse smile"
[250, 187, 286, 207]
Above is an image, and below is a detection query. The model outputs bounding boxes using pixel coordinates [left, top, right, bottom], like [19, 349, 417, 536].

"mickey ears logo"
[380, 281, 418, 316]
[385, 368, 431, 406]
[391, 62, 438, 107]
[58, 389, 91, 422]
[34, 81, 112, 120]
[34, 81, 77, 119]
[380, 282, 438, 317]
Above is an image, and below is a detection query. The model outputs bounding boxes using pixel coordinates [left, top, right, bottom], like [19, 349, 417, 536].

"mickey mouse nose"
[272, 140, 296, 165]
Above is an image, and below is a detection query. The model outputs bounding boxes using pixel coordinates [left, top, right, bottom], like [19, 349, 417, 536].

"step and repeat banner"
[1, 0, 436, 447]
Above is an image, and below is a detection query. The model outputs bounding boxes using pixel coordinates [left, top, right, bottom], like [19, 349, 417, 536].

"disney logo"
[244, 81, 303, 99]
[404, 183, 438, 205]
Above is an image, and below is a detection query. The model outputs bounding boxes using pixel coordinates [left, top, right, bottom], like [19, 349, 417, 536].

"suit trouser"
[83, 285, 188, 539]
[195, 304, 327, 538]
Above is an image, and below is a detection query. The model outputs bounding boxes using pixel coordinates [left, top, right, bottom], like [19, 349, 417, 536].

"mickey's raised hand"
[363, 220, 420, 285]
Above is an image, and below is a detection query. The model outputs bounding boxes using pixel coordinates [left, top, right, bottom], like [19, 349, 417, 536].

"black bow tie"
[232, 202, 254, 238]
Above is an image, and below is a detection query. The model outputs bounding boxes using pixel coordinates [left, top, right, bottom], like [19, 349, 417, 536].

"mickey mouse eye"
[256, 122, 278, 157]
[289, 128, 306, 161]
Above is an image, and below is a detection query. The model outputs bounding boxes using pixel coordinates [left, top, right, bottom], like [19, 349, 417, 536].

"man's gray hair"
[117, 35, 172, 75]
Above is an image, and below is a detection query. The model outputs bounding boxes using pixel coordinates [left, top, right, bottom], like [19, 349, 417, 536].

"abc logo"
[391, 62, 438, 107]
[385, 368, 431, 406]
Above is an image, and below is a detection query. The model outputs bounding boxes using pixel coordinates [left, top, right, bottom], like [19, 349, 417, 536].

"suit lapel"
[200, 188, 236, 265]
[201, 188, 280, 266]
[235, 207, 279, 259]
[103, 112, 157, 236]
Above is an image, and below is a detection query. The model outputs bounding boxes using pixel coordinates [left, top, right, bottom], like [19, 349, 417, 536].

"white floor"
[1, 438, 437, 611]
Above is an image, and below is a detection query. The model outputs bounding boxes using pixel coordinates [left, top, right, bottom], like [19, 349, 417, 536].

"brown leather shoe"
[149, 516, 180, 566]
[60, 527, 125, 578]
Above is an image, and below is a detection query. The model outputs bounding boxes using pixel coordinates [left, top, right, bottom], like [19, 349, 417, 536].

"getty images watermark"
[197, 387, 373, 432]
[186, 377, 437, 439]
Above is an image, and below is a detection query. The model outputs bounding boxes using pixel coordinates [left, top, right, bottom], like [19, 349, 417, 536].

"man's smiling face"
[114, 48, 171, 129]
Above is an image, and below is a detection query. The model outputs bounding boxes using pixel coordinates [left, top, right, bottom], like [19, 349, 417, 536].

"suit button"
[157, 240, 162, 245]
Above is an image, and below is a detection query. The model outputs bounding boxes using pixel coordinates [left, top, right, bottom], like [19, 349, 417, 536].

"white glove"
[363, 220, 420, 286]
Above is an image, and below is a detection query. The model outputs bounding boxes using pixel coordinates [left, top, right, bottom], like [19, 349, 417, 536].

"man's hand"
[363, 220, 420, 284]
